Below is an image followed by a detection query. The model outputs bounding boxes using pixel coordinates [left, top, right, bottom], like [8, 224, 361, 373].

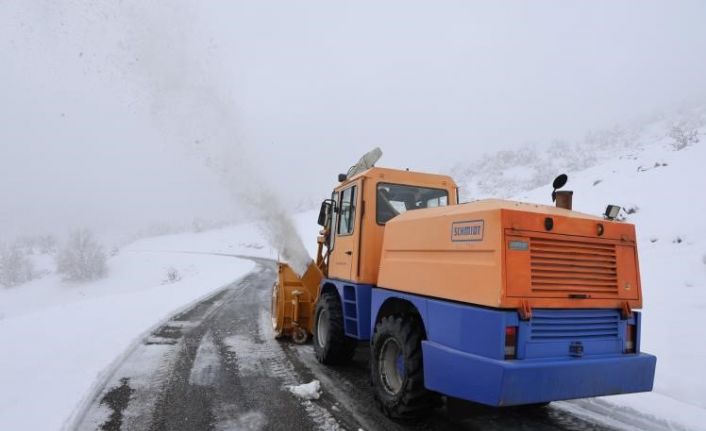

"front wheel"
[371, 315, 439, 420]
[313, 292, 357, 364]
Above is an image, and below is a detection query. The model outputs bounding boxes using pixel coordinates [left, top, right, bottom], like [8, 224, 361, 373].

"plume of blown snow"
[244, 189, 311, 276]
[70, 1, 312, 274]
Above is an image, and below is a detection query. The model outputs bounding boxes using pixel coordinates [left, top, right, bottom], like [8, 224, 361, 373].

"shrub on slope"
[56, 229, 107, 282]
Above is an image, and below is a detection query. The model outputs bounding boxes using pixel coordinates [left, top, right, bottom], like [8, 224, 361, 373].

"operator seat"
[377, 188, 399, 223]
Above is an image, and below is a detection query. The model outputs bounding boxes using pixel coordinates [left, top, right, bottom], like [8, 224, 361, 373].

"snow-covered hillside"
[452, 106, 706, 203]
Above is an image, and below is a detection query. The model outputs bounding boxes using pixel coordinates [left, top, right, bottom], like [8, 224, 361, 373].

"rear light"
[504, 326, 518, 359]
[625, 324, 636, 353]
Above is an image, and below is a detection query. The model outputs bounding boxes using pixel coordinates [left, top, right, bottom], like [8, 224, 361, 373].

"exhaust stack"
[555, 190, 573, 210]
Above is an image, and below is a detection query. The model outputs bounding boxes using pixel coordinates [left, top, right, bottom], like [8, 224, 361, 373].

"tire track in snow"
[217, 272, 342, 431]
[555, 399, 690, 431]
[282, 342, 405, 431]
[69, 285, 233, 430]
[144, 263, 318, 431]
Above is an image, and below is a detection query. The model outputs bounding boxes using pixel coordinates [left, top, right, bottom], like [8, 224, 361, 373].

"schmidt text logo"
[451, 220, 484, 242]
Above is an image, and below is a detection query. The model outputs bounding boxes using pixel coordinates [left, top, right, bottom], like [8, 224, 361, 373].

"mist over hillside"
[450, 105, 706, 203]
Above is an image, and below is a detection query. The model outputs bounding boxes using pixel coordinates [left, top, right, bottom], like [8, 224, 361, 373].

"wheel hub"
[271, 282, 280, 333]
[317, 309, 329, 347]
[379, 337, 405, 395]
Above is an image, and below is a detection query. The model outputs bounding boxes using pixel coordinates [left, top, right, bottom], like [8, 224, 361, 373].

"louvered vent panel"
[530, 309, 620, 340]
[530, 237, 619, 296]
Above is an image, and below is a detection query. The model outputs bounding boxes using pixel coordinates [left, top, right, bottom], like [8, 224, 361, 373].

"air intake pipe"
[555, 190, 573, 210]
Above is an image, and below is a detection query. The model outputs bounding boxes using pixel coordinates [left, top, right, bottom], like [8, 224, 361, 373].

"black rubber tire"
[371, 315, 439, 420]
[313, 292, 357, 364]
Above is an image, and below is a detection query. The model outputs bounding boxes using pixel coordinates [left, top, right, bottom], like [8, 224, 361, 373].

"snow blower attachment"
[271, 201, 333, 343]
[271, 261, 323, 343]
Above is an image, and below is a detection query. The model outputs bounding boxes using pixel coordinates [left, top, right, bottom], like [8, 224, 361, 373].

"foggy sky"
[2, 1, 706, 239]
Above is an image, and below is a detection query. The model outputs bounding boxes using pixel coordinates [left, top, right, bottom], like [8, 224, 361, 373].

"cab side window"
[329, 191, 339, 250]
[337, 186, 356, 235]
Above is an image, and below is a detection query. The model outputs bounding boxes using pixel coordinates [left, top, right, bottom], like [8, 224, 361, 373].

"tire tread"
[313, 292, 357, 364]
[371, 314, 440, 420]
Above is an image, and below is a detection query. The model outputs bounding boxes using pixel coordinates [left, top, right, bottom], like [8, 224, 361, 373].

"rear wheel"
[371, 315, 439, 420]
[313, 292, 357, 364]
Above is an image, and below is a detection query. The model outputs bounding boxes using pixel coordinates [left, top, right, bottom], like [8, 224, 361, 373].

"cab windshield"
[376, 183, 449, 224]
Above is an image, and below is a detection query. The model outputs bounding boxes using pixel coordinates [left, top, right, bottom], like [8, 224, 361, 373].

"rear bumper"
[422, 340, 657, 406]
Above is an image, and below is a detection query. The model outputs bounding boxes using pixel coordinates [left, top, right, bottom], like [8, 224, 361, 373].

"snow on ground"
[0, 211, 319, 431]
[511, 124, 706, 429]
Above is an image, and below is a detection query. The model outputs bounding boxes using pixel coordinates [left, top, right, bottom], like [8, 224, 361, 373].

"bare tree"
[0, 243, 35, 287]
[669, 125, 699, 150]
[56, 229, 108, 281]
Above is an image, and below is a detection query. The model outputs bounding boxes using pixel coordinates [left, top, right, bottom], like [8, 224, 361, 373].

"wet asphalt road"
[71, 258, 663, 431]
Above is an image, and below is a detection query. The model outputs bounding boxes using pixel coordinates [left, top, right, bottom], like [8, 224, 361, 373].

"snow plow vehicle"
[271, 149, 656, 419]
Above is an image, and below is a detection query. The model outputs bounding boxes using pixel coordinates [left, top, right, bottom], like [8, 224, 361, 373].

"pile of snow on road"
[287, 380, 322, 401]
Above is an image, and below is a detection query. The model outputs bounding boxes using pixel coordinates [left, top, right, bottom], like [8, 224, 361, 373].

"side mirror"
[317, 200, 335, 227]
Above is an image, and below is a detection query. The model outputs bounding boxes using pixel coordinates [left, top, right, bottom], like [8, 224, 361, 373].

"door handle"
[345, 251, 352, 255]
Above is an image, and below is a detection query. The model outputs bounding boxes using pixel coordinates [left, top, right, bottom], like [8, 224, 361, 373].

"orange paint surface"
[377, 199, 642, 310]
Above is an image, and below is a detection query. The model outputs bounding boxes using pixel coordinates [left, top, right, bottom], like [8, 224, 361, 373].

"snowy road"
[70, 259, 667, 431]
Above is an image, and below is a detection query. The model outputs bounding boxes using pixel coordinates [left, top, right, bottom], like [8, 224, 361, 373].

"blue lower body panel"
[423, 341, 657, 406]
[371, 288, 656, 405]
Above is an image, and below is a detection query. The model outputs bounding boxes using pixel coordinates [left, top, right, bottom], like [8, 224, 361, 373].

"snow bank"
[287, 380, 322, 401]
